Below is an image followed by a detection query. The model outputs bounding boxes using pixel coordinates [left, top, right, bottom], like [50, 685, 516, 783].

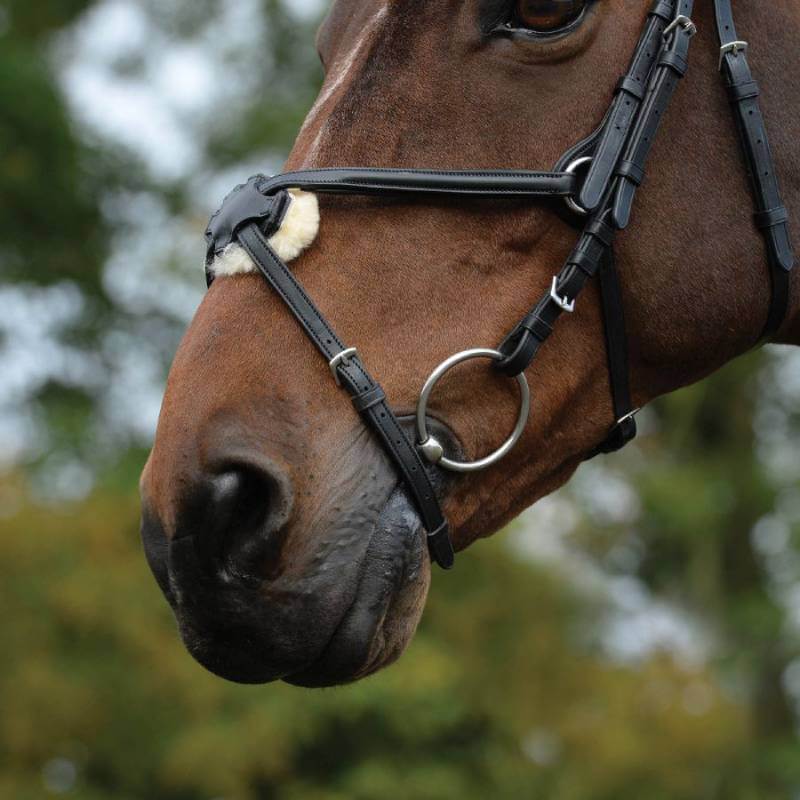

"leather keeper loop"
[519, 312, 553, 342]
[595, 415, 638, 455]
[352, 385, 386, 413]
[615, 76, 646, 101]
[659, 51, 689, 76]
[727, 79, 760, 103]
[754, 206, 789, 230]
[568, 248, 602, 276]
[585, 218, 615, 247]
[616, 159, 645, 186]
[649, 0, 674, 22]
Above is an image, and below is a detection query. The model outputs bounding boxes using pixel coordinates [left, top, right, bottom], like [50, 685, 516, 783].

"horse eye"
[513, 0, 587, 32]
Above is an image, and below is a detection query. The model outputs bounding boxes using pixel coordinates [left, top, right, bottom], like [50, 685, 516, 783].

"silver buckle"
[563, 156, 592, 216]
[719, 40, 748, 71]
[663, 15, 697, 39]
[329, 347, 358, 387]
[550, 277, 575, 313]
[616, 408, 641, 426]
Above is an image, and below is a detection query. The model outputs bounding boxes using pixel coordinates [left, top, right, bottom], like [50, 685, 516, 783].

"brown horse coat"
[141, 0, 800, 685]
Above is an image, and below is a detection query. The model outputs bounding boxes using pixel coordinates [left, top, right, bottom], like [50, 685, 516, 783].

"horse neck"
[624, 1, 799, 406]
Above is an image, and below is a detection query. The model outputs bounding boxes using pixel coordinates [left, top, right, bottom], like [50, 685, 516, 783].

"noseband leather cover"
[206, 177, 290, 266]
[204, 0, 794, 570]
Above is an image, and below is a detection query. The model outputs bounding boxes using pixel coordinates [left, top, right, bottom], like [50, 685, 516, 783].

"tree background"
[1, 1, 799, 797]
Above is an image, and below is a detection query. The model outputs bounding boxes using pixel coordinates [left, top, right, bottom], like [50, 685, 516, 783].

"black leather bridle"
[205, 0, 794, 571]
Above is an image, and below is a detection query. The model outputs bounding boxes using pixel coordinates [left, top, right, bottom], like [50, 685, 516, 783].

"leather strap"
[714, 0, 795, 339]
[579, 0, 676, 212]
[496, 218, 615, 377]
[260, 168, 578, 199]
[612, 0, 696, 229]
[236, 221, 455, 569]
[592, 250, 637, 455]
[203, 0, 796, 573]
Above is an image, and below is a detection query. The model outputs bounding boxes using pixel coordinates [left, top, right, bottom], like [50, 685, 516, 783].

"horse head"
[140, 0, 798, 685]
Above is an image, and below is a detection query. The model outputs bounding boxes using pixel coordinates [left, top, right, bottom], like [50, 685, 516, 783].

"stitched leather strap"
[496, 218, 616, 378]
[260, 168, 578, 199]
[236, 222, 455, 569]
[612, 0, 696, 229]
[714, 0, 795, 339]
[579, 0, 676, 211]
[591, 250, 637, 455]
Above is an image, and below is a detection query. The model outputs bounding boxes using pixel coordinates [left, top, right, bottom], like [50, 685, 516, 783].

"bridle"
[204, 0, 794, 571]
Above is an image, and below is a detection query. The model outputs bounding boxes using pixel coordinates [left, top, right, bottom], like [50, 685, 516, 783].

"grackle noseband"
[205, 0, 794, 571]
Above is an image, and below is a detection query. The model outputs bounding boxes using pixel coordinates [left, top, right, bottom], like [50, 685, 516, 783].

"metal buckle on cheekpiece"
[205, 176, 290, 263]
[663, 15, 697, 39]
[550, 277, 575, 313]
[329, 347, 358, 387]
[719, 40, 748, 70]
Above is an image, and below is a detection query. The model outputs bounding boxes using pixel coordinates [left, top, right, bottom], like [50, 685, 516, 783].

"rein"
[204, 0, 794, 570]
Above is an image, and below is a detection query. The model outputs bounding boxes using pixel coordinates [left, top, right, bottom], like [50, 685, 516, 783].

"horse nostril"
[185, 461, 293, 580]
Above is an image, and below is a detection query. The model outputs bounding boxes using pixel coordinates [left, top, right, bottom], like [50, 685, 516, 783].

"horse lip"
[282, 416, 461, 687]
[283, 484, 427, 688]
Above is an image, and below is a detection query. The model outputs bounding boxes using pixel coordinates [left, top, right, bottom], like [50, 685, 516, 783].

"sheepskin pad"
[208, 189, 320, 278]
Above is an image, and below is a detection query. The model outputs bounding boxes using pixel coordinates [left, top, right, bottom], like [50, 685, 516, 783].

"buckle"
[663, 14, 697, 39]
[563, 156, 593, 216]
[719, 40, 748, 70]
[550, 277, 575, 313]
[329, 347, 358, 386]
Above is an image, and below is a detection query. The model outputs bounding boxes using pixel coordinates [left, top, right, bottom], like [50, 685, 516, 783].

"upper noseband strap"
[260, 168, 579, 199]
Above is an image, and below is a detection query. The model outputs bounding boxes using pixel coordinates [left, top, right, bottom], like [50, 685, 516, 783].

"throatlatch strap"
[236, 223, 455, 570]
[713, 0, 795, 340]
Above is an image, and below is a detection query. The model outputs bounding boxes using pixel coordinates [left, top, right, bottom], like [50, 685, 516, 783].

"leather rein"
[204, 0, 795, 571]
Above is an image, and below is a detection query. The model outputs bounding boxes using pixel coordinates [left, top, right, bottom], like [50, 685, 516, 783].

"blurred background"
[2, 1, 800, 797]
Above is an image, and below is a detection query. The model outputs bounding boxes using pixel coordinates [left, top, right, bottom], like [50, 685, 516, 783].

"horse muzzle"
[138, 420, 455, 685]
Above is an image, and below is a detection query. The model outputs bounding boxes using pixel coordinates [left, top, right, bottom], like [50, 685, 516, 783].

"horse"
[139, 0, 800, 686]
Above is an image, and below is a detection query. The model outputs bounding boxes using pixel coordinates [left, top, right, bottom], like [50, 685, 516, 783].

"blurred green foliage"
[1, 0, 798, 798]
[0, 0, 108, 290]
[0, 477, 753, 800]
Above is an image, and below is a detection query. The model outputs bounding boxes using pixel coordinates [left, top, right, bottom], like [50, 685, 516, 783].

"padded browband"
[205, 0, 795, 571]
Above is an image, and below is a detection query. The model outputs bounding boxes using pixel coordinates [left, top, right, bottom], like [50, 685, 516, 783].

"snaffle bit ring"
[416, 348, 531, 474]
[564, 156, 593, 216]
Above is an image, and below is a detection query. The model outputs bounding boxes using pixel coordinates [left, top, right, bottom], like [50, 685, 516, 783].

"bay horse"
[140, 0, 800, 685]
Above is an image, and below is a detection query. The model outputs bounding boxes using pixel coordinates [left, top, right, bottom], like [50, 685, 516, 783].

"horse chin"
[284, 486, 431, 688]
